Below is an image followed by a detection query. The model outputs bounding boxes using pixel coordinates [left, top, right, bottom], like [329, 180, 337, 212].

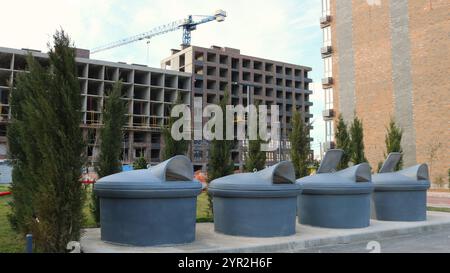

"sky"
[1, 0, 325, 157]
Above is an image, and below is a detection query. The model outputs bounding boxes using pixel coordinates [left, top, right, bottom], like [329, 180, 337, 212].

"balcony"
[322, 77, 333, 87]
[323, 141, 336, 151]
[321, 46, 332, 57]
[320, 15, 331, 28]
[322, 109, 335, 119]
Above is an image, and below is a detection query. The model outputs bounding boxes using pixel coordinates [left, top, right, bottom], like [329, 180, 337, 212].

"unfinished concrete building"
[0, 46, 191, 165]
[161, 45, 313, 170]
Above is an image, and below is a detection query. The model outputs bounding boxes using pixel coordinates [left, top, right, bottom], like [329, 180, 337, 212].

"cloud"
[1, 0, 320, 64]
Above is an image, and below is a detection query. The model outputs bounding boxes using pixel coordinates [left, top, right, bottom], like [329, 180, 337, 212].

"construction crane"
[91, 10, 227, 54]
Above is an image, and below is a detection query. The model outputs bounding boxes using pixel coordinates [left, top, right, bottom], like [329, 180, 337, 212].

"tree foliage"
[133, 156, 148, 170]
[334, 114, 351, 170]
[92, 81, 127, 225]
[7, 30, 85, 252]
[206, 91, 234, 215]
[289, 110, 311, 178]
[162, 93, 188, 160]
[244, 105, 266, 172]
[382, 118, 403, 171]
[349, 116, 367, 164]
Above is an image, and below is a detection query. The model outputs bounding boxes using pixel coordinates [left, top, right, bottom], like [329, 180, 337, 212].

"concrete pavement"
[81, 211, 450, 253]
[295, 228, 450, 253]
[428, 191, 450, 208]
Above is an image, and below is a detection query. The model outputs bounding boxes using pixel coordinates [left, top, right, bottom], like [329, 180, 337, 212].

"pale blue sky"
[2, 0, 325, 156]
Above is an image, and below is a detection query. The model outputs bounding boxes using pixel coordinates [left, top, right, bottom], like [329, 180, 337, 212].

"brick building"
[320, 0, 449, 184]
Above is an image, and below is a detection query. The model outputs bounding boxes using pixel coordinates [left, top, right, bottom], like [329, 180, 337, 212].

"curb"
[208, 220, 450, 253]
[81, 211, 450, 253]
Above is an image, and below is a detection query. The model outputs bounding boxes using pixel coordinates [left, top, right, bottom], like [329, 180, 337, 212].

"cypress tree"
[133, 156, 148, 170]
[290, 110, 311, 178]
[92, 81, 127, 225]
[334, 114, 351, 170]
[244, 105, 266, 172]
[7, 56, 44, 234]
[162, 93, 188, 160]
[8, 30, 85, 252]
[244, 138, 266, 172]
[207, 91, 234, 215]
[382, 118, 403, 171]
[349, 116, 367, 164]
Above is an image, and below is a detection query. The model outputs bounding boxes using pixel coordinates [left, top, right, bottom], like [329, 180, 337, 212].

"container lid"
[373, 153, 430, 191]
[317, 149, 343, 173]
[94, 155, 201, 198]
[296, 150, 373, 194]
[208, 161, 301, 197]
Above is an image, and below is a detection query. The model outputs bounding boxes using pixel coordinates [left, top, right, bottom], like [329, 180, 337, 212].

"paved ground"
[428, 192, 450, 208]
[295, 227, 450, 253]
[81, 211, 450, 253]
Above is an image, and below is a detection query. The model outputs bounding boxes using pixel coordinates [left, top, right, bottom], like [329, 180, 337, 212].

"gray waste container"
[208, 161, 301, 237]
[296, 149, 373, 228]
[94, 155, 202, 246]
[372, 153, 430, 221]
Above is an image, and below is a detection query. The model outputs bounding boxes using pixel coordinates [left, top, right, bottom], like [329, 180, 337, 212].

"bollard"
[26, 234, 32, 253]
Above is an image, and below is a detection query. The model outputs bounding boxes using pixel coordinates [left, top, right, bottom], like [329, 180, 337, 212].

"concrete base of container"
[81, 211, 450, 253]
[213, 196, 297, 237]
[298, 194, 371, 228]
[372, 190, 427, 221]
[100, 197, 197, 246]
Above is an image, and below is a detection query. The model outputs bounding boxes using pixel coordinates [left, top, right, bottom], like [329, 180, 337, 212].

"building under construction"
[162, 45, 313, 170]
[0, 45, 313, 170]
[0, 46, 191, 165]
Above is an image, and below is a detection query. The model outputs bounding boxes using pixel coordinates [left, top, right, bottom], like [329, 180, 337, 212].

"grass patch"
[82, 185, 97, 229]
[427, 206, 450, 213]
[0, 186, 25, 253]
[196, 191, 213, 222]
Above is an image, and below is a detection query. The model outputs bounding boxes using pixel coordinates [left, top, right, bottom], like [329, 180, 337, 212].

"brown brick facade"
[408, 0, 450, 184]
[326, 0, 449, 184]
[352, 0, 395, 168]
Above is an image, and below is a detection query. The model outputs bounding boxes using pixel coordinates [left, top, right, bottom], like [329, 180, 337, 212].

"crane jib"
[91, 10, 227, 54]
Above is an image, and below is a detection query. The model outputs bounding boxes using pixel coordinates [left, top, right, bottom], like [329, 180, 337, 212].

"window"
[325, 120, 334, 143]
[323, 26, 331, 47]
[322, 0, 330, 17]
[266, 152, 271, 161]
[324, 57, 332, 78]
[194, 150, 203, 161]
[324, 88, 333, 109]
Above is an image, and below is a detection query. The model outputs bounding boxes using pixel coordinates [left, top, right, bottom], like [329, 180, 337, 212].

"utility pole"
[231, 82, 254, 171]
[320, 141, 323, 161]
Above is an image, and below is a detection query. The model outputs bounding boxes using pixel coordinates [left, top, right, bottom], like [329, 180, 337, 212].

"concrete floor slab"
[80, 211, 450, 253]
